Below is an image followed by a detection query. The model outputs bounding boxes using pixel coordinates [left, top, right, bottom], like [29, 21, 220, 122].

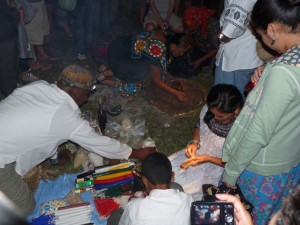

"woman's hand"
[175, 90, 188, 101]
[251, 65, 265, 83]
[185, 142, 198, 158]
[189, 155, 208, 166]
[216, 194, 254, 225]
[191, 59, 203, 69]
[222, 176, 237, 189]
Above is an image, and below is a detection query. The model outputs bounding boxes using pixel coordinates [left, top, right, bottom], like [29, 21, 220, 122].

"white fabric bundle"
[55, 202, 93, 225]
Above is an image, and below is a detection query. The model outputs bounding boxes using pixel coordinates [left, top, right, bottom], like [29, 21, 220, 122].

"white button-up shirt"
[0, 81, 131, 176]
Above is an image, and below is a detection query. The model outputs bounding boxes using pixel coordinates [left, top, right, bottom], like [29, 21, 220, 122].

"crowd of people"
[0, 0, 300, 225]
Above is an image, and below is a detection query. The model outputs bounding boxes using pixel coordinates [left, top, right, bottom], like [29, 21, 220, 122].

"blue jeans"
[94, 0, 111, 39]
[73, 0, 98, 54]
[0, 38, 18, 96]
[214, 58, 255, 96]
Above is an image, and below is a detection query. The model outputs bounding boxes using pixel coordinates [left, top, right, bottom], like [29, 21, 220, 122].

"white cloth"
[0, 81, 131, 176]
[148, 0, 170, 18]
[169, 105, 225, 200]
[118, 189, 193, 225]
[215, 0, 263, 71]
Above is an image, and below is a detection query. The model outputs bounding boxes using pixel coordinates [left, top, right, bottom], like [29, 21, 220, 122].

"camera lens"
[225, 214, 233, 223]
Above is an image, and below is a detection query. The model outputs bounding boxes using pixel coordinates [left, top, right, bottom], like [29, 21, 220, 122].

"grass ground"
[4, 13, 214, 174]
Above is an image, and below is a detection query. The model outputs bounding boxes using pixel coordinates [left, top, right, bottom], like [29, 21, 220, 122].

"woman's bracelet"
[187, 140, 200, 149]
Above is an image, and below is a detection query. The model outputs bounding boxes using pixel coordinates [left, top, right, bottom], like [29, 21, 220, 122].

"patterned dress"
[169, 105, 225, 200]
[107, 32, 167, 98]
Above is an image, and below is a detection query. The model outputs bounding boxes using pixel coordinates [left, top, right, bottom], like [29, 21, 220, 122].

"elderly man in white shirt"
[214, 0, 263, 95]
[0, 65, 155, 216]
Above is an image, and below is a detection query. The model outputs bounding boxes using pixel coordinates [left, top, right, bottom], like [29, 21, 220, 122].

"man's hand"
[129, 147, 157, 161]
[219, 33, 232, 44]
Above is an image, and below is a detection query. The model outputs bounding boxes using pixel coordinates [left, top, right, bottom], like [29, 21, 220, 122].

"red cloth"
[183, 6, 216, 36]
[94, 198, 120, 218]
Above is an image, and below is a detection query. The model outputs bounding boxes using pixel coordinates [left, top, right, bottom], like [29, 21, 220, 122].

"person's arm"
[165, 0, 175, 25]
[250, 65, 265, 83]
[150, 65, 188, 101]
[185, 128, 200, 158]
[222, 65, 298, 186]
[216, 194, 254, 225]
[220, 0, 256, 40]
[129, 147, 157, 161]
[191, 155, 225, 167]
[149, 0, 164, 29]
[191, 49, 218, 69]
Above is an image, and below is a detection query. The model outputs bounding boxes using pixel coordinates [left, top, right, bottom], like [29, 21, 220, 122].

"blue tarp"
[27, 173, 107, 225]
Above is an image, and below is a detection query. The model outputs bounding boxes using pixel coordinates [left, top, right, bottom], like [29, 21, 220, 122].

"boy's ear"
[142, 176, 150, 189]
[142, 176, 148, 185]
[171, 172, 175, 183]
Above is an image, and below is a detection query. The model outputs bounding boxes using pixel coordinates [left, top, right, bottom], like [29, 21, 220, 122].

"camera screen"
[192, 204, 221, 225]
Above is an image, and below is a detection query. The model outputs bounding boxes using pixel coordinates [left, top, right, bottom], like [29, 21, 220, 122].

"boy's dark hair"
[141, 152, 172, 185]
[204, 84, 244, 123]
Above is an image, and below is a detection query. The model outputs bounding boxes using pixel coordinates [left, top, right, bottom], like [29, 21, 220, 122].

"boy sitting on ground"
[118, 152, 194, 225]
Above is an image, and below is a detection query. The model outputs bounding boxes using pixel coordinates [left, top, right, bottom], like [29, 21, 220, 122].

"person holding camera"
[221, 0, 300, 224]
[216, 184, 300, 225]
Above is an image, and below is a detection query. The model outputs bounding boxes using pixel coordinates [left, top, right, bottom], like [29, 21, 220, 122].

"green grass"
[6, 27, 214, 174]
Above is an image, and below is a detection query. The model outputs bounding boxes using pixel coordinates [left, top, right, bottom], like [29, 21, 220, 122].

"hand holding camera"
[191, 201, 234, 225]
[216, 194, 254, 225]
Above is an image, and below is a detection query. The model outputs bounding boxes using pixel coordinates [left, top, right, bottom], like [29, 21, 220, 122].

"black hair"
[141, 152, 172, 185]
[276, 185, 300, 225]
[166, 33, 191, 59]
[251, 0, 300, 33]
[204, 84, 244, 123]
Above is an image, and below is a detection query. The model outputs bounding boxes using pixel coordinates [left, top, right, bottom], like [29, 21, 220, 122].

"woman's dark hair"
[166, 33, 191, 58]
[251, 0, 300, 33]
[204, 84, 244, 123]
[276, 185, 300, 225]
[141, 152, 172, 185]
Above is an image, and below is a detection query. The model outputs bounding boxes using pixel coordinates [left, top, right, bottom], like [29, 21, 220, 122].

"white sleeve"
[221, 0, 256, 38]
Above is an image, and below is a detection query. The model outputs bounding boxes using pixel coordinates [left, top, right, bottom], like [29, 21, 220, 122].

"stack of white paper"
[55, 202, 94, 225]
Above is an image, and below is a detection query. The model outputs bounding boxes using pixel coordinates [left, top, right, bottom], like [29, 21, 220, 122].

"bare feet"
[29, 59, 52, 71]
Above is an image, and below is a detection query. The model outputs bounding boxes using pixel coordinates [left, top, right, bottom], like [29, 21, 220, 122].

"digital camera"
[191, 201, 234, 225]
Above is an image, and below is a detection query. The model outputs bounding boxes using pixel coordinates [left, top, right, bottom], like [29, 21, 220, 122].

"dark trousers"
[0, 38, 19, 97]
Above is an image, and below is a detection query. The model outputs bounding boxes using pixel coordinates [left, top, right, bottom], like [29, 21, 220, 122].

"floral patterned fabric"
[132, 32, 168, 81]
[238, 163, 300, 225]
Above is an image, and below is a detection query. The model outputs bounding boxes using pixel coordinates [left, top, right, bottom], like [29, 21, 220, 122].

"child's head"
[141, 152, 173, 191]
[204, 84, 244, 123]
